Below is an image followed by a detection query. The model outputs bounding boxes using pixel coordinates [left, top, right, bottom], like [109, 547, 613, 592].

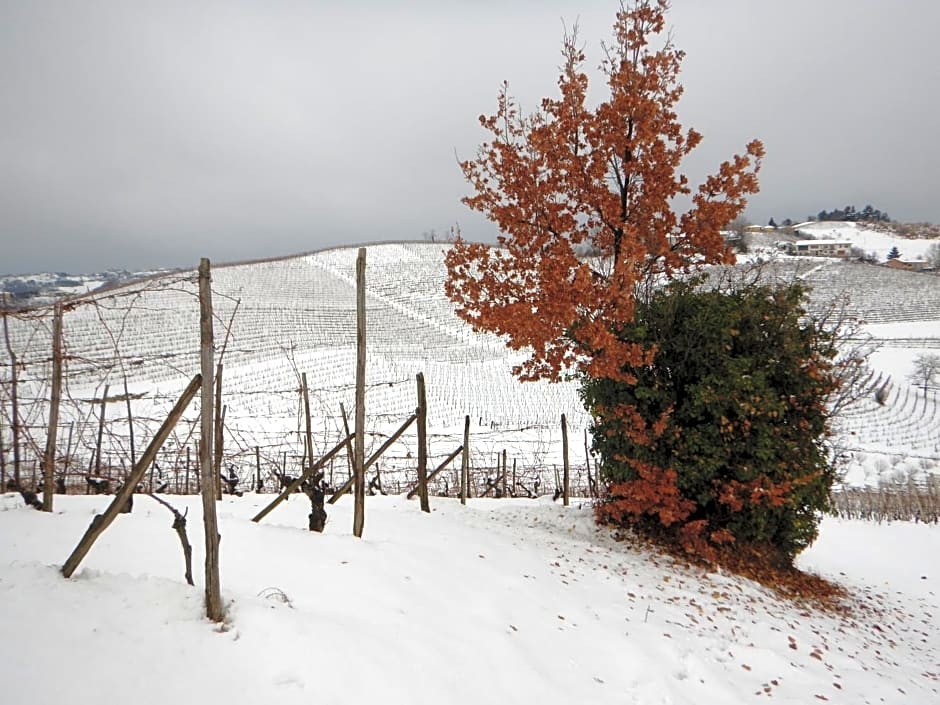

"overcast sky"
[2, 0, 938, 275]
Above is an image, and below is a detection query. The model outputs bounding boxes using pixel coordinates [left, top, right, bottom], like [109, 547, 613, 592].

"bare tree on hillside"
[908, 353, 940, 397]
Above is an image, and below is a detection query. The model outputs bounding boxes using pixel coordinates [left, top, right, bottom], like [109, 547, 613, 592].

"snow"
[1, 493, 937, 704]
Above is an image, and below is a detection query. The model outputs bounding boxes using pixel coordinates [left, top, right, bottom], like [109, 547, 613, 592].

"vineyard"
[1, 242, 938, 501]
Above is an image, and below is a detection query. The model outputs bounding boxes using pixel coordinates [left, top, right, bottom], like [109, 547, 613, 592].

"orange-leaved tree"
[445, 0, 763, 383]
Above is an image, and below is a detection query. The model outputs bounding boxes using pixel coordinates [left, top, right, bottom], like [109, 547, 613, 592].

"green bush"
[581, 279, 841, 564]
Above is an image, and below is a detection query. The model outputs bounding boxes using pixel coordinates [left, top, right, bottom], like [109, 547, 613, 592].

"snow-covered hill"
[1, 241, 938, 495]
[0, 493, 936, 704]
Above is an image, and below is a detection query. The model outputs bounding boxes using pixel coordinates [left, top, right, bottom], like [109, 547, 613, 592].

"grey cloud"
[1, 0, 938, 274]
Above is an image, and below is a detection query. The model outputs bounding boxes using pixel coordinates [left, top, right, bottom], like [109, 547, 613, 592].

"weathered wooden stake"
[63, 421, 73, 477]
[340, 402, 353, 482]
[213, 364, 224, 500]
[0, 407, 6, 490]
[123, 377, 136, 469]
[2, 312, 20, 488]
[406, 445, 463, 499]
[255, 446, 261, 493]
[42, 303, 63, 511]
[460, 415, 470, 505]
[561, 413, 570, 506]
[62, 374, 202, 578]
[253, 433, 354, 523]
[416, 373, 429, 513]
[329, 414, 417, 504]
[353, 248, 366, 538]
[198, 258, 223, 622]
[302, 373, 314, 475]
[93, 384, 109, 476]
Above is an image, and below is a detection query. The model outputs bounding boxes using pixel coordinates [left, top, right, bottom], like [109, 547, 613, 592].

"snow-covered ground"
[0, 493, 936, 704]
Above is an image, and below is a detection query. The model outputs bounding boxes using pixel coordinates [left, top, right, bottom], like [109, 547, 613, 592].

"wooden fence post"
[255, 446, 261, 493]
[42, 303, 63, 511]
[416, 373, 429, 513]
[62, 374, 202, 578]
[123, 377, 136, 469]
[340, 402, 354, 484]
[353, 248, 366, 537]
[501, 449, 507, 499]
[1, 311, 20, 488]
[213, 364, 224, 500]
[92, 384, 109, 477]
[0, 407, 6, 491]
[302, 373, 314, 476]
[561, 413, 570, 506]
[199, 258, 223, 622]
[460, 415, 470, 505]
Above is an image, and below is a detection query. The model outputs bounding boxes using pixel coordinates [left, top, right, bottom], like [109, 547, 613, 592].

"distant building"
[884, 258, 929, 272]
[786, 240, 852, 258]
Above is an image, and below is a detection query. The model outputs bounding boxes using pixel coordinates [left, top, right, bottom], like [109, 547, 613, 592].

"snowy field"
[0, 492, 936, 704]
[2, 232, 939, 497]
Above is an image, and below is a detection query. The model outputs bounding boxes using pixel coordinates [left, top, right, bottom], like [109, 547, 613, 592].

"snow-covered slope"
[1, 241, 938, 494]
[0, 494, 936, 704]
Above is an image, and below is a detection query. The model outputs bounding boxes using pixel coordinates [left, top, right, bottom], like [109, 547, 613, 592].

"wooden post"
[123, 377, 136, 469]
[185, 445, 191, 494]
[213, 364, 224, 500]
[198, 258, 223, 622]
[406, 445, 463, 499]
[353, 248, 366, 538]
[252, 433, 354, 523]
[2, 312, 21, 488]
[561, 413, 570, 506]
[62, 374, 202, 578]
[584, 428, 594, 498]
[302, 373, 314, 476]
[42, 303, 64, 510]
[0, 407, 6, 491]
[93, 384, 109, 476]
[329, 414, 416, 504]
[340, 403, 353, 483]
[501, 449, 507, 499]
[460, 415, 470, 505]
[416, 373, 429, 513]
[255, 446, 261, 493]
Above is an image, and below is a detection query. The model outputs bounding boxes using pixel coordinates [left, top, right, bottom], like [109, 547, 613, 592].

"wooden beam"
[328, 413, 417, 504]
[252, 433, 354, 522]
[406, 445, 463, 499]
[62, 374, 202, 578]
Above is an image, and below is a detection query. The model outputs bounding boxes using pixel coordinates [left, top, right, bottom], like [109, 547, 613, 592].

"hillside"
[0, 494, 937, 704]
[1, 241, 938, 497]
